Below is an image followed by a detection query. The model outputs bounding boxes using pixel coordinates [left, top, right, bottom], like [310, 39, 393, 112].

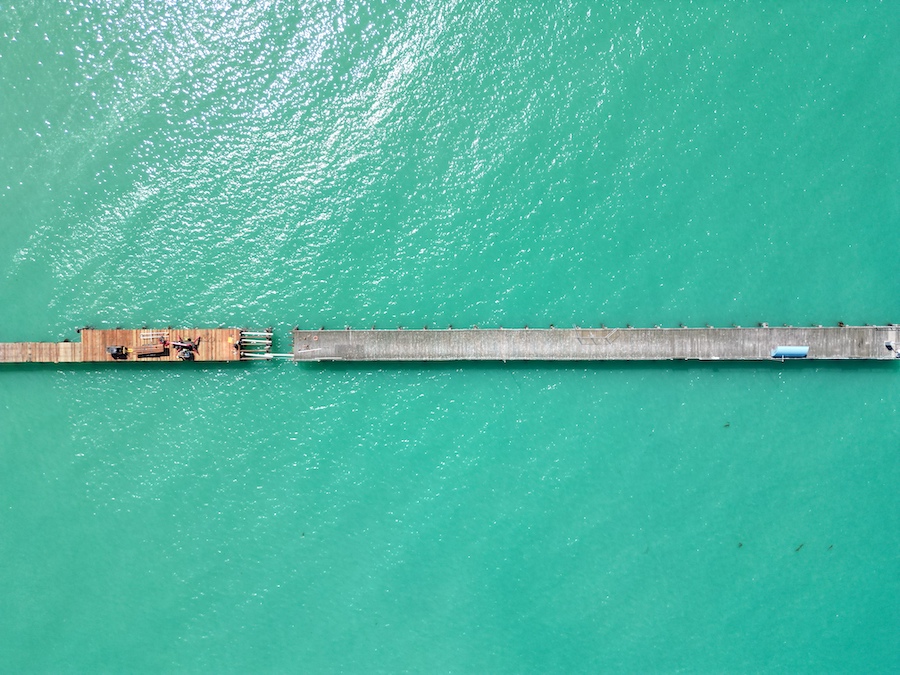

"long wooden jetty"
[292, 326, 900, 362]
[3, 324, 898, 365]
[0, 328, 272, 364]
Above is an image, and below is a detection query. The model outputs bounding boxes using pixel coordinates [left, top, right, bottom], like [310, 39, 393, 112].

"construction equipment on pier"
[0, 327, 271, 364]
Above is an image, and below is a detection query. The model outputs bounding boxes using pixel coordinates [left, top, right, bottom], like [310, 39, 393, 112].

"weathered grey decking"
[292, 326, 900, 362]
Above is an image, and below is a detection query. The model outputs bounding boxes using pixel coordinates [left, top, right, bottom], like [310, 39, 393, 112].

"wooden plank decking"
[80, 328, 242, 362]
[0, 328, 244, 363]
[292, 326, 900, 362]
[0, 341, 82, 363]
[4, 324, 897, 364]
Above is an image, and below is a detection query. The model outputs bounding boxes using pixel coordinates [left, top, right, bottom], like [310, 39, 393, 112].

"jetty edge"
[0, 327, 272, 364]
[291, 325, 900, 362]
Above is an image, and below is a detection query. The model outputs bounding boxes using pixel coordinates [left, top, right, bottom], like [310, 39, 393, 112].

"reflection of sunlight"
[362, 2, 457, 130]
[10, 1, 465, 318]
[366, 49, 416, 128]
[13, 180, 159, 288]
[303, 0, 459, 196]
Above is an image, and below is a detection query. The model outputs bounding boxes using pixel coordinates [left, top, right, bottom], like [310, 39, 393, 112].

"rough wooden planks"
[0, 328, 243, 363]
[292, 326, 900, 362]
[0, 341, 82, 363]
[79, 328, 243, 362]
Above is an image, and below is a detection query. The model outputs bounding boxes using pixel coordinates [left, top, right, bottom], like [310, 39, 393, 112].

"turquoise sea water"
[1, 1, 898, 672]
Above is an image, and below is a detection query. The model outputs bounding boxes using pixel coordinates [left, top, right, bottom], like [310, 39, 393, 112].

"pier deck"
[0, 341, 82, 364]
[292, 326, 900, 362]
[80, 328, 242, 362]
[0, 327, 269, 364]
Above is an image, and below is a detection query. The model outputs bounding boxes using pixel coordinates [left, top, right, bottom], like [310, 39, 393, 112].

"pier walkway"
[3, 324, 897, 364]
[0, 328, 272, 364]
[292, 326, 900, 362]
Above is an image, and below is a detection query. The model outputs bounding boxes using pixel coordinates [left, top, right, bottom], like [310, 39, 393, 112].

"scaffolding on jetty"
[237, 330, 275, 360]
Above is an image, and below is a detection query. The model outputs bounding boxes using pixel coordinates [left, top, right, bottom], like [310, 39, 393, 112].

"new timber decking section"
[81, 328, 243, 362]
[292, 326, 900, 362]
[0, 328, 272, 364]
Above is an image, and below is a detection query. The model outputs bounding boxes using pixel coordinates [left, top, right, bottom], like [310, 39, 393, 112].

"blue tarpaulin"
[771, 346, 809, 358]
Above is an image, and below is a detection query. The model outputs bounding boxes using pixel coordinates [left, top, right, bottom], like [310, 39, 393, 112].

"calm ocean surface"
[1, 1, 898, 672]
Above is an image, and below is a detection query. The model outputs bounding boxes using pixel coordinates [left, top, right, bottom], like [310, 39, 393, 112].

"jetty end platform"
[0, 327, 272, 364]
[292, 325, 900, 362]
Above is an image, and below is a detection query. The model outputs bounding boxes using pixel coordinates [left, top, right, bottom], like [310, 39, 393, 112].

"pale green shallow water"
[1, 2, 898, 672]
